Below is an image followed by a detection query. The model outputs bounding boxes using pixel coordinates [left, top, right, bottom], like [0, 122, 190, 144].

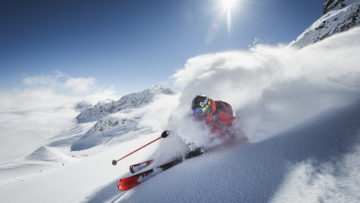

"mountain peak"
[76, 85, 174, 123]
[290, 0, 360, 48]
[149, 85, 174, 95]
[323, 0, 356, 14]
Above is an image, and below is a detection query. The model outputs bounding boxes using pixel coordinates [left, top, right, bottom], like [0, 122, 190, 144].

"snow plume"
[0, 72, 118, 162]
[171, 27, 360, 145]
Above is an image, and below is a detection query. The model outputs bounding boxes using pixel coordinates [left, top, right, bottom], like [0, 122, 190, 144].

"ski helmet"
[191, 95, 211, 117]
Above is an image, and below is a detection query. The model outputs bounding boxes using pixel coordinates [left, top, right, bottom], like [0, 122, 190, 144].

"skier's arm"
[218, 112, 235, 127]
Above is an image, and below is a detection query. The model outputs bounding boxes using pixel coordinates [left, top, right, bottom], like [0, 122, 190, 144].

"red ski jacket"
[204, 99, 235, 136]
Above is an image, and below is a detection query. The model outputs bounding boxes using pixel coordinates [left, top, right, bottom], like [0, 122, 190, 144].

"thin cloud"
[0, 73, 119, 162]
[63, 77, 97, 93]
[22, 71, 104, 95]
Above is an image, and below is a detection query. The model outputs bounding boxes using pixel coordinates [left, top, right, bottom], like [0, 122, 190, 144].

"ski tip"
[117, 176, 140, 191]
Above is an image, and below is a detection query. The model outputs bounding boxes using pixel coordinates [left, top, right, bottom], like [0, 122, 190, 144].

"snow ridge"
[291, 0, 360, 47]
[76, 85, 174, 123]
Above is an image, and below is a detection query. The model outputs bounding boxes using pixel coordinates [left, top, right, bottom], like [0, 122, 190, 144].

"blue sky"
[1, 0, 324, 94]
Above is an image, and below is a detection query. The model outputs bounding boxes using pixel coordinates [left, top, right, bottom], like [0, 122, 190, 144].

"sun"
[216, 0, 240, 33]
[220, 0, 238, 11]
[206, 0, 243, 43]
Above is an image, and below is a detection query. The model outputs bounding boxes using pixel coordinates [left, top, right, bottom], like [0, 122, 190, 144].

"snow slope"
[118, 101, 360, 202]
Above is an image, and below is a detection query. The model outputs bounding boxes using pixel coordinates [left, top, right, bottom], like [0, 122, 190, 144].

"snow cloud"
[63, 77, 97, 93]
[23, 74, 60, 87]
[23, 71, 102, 95]
[0, 72, 119, 162]
[171, 27, 360, 144]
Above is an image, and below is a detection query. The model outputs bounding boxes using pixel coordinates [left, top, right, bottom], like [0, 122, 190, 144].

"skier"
[191, 95, 236, 138]
[114, 97, 242, 191]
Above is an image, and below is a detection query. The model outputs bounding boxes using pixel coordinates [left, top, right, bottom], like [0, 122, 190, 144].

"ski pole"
[112, 130, 170, 166]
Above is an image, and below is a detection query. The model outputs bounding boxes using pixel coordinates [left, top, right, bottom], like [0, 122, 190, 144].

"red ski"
[117, 157, 183, 191]
[115, 130, 206, 191]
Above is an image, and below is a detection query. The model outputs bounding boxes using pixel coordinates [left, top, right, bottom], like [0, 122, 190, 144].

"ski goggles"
[192, 100, 210, 116]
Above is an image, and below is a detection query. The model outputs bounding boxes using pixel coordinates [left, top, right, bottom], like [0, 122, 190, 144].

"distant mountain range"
[76, 85, 174, 123]
[68, 85, 174, 150]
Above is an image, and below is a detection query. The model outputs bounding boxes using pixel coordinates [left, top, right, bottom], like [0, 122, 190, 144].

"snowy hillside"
[120, 101, 360, 202]
[290, 0, 360, 47]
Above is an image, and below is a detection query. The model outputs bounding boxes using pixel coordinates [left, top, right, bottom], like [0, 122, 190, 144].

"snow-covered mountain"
[290, 0, 360, 47]
[71, 116, 140, 151]
[69, 85, 175, 151]
[76, 85, 174, 123]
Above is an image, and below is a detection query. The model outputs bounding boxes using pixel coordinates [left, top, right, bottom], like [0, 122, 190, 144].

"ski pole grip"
[161, 130, 170, 138]
[112, 160, 117, 166]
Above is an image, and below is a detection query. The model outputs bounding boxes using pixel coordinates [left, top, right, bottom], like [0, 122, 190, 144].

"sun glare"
[221, 0, 237, 11]
[206, 0, 242, 43]
[217, 0, 240, 33]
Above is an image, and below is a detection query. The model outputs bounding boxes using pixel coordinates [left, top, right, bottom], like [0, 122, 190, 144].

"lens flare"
[217, 0, 240, 33]
[206, 0, 243, 44]
[221, 0, 237, 11]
